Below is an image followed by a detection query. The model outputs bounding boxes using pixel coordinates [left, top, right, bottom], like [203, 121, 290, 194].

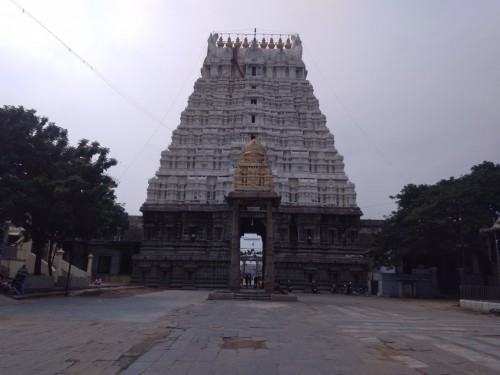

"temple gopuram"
[132, 32, 367, 291]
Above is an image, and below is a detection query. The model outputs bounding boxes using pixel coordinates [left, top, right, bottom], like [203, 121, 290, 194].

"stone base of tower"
[133, 204, 367, 291]
[132, 204, 231, 289]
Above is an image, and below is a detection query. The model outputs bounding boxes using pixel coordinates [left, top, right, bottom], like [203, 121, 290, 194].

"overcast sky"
[1, 0, 499, 219]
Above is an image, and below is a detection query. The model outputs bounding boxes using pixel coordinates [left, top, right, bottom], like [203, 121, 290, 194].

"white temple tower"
[145, 33, 357, 210]
[135, 33, 366, 291]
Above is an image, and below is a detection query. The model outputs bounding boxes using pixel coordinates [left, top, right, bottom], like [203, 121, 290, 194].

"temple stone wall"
[135, 207, 365, 290]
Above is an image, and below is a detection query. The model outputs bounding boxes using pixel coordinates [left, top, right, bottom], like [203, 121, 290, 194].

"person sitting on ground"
[9, 265, 29, 295]
[0, 274, 10, 294]
[11, 274, 24, 295]
[17, 265, 28, 281]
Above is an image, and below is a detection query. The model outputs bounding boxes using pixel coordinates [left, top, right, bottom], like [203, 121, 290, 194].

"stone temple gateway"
[133, 33, 367, 291]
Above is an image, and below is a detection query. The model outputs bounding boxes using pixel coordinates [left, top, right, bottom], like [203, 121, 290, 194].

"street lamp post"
[480, 212, 500, 285]
[493, 211, 500, 285]
[494, 227, 500, 285]
[459, 213, 466, 285]
[495, 239, 500, 284]
[488, 210, 500, 285]
[452, 199, 467, 285]
[65, 238, 75, 296]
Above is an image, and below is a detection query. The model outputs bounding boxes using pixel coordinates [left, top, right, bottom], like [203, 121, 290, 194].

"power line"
[117, 48, 205, 180]
[9, 0, 169, 129]
[360, 201, 395, 209]
[9, 0, 203, 182]
[10, 1, 409, 189]
[214, 28, 298, 36]
[304, 47, 410, 184]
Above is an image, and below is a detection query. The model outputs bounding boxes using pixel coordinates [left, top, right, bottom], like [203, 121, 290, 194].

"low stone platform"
[208, 290, 297, 302]
[460, 299, 500, 313]
[9, 283, 137, 300]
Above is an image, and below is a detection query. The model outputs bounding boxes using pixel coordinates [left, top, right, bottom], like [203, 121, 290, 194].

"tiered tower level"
[136, 33, 366, 290]
[145, 34, 357, 208]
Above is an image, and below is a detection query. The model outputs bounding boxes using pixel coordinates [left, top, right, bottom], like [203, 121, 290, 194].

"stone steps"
[234, 292, 271, 301]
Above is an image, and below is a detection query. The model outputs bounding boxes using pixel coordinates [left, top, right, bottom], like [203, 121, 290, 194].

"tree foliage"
[0, 106, 128, 275]
[373, 161, 500, 271]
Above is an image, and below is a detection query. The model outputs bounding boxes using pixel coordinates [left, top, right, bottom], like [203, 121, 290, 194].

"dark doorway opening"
[240, 217, 266, 288]
[97, 256, 112, 274]
[240, 233, 262, 288]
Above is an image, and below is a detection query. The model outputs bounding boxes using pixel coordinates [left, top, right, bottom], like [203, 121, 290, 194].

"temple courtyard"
[1, 290, 499, 375]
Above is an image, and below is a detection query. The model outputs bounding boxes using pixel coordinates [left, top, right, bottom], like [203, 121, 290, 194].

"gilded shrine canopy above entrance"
[233, 137, 274, 192]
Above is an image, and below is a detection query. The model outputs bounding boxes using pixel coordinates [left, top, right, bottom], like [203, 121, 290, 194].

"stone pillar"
[229, 201, 240, 291]
[87, 253, 94, 276]
[264, 200, 274, 293]
[55, 249, 65, 280]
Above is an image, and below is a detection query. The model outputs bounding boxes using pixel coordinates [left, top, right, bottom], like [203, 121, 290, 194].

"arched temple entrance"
[227, 192, 280, 292]
[226, 136, 280, 293]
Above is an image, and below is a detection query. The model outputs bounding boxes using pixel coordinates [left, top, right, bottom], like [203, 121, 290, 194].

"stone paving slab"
[0, 290, 207, 374]
[2, 292, 500, 374]
[120, 296, 500, 375]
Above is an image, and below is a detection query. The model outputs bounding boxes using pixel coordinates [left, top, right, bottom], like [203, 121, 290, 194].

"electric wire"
[10, 4, 407, 212]
[214, 28, 298, 37]
[304, 47, 410, 184]
[360, 201, 395, 209]
[117, 48, 205, 181]
[8, 0, 204, 182]
[255, 28, 298, 36]
[9, 0, 170, 129]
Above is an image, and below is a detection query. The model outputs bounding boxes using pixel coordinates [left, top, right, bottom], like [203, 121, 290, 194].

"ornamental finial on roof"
[251, 36, 258, 49]
[234, 36, 241, 49]
[268, 37, 275, 49]
[277, 37, 283, 50]
[210, 32, 301, 50]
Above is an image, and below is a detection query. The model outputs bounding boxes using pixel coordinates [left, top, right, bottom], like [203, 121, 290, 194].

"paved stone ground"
[1, 290, 499, 375]
[0, 289, 207, 375]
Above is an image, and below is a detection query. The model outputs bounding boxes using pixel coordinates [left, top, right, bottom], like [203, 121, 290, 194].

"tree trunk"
[32, 238, 45, 276]
[46, 240, 54, 277]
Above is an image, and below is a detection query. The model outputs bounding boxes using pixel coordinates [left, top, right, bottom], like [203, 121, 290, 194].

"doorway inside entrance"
[240, 233, 263, 288]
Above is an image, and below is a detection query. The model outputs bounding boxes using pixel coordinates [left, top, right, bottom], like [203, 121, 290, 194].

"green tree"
[0, 105, 128, 275]
[373, 162, 500, 279]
